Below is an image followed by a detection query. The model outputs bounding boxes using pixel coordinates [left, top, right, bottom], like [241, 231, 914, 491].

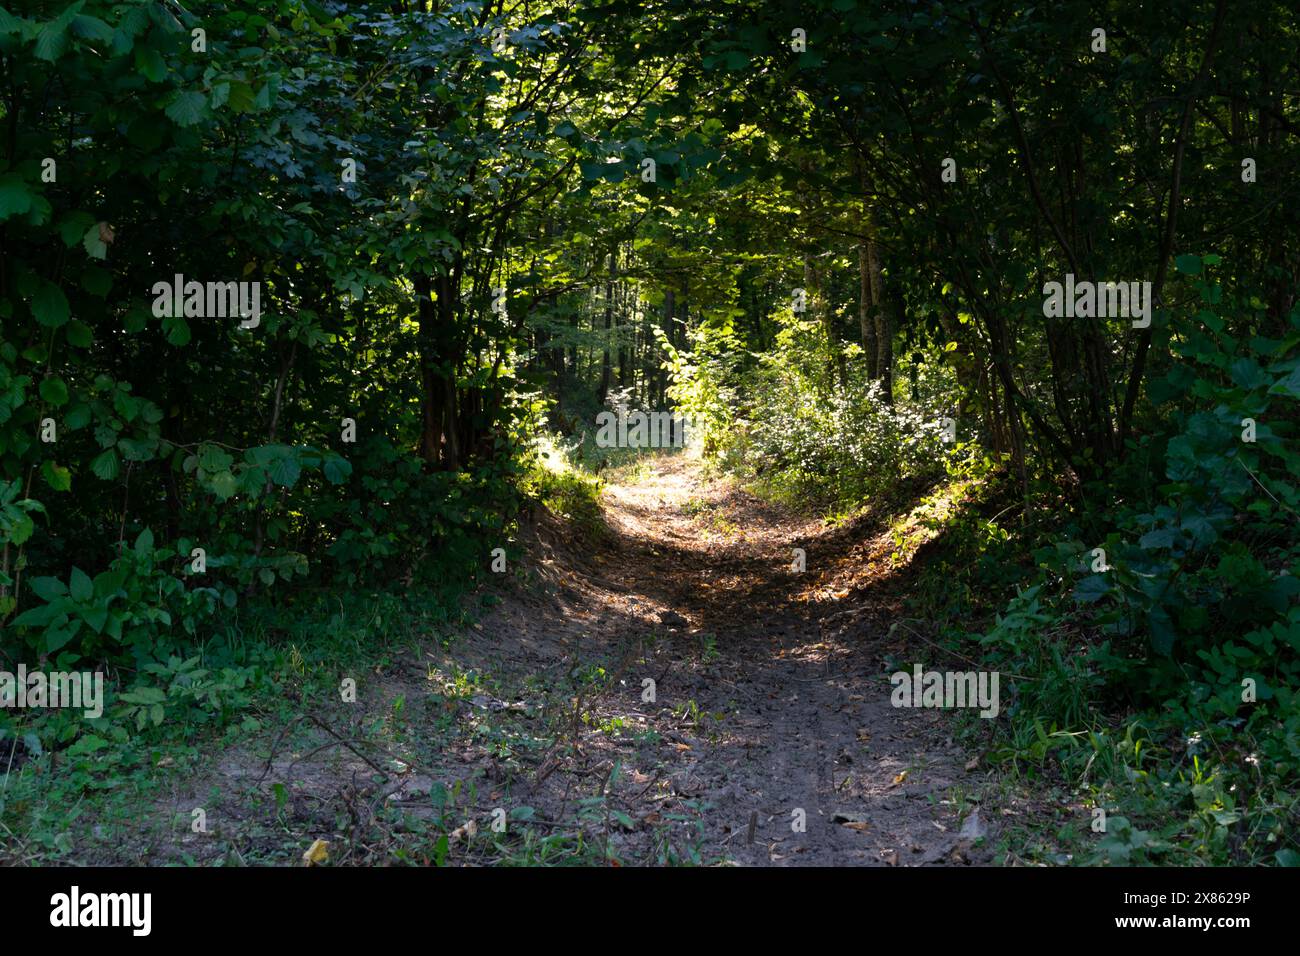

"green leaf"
[67, 734, 108, 756]
[134, 45, 166, 82]
[32, 283, 70, 328]
[1138, 527, 1176, 550]
[90, 448, 120, 480]
[210, 471, 239, 499]
[323, 455, 352, 484]
[119, 687, 165, 705]
[198, 443, 234, 474]
[0, 174, 34, 221]
[70, 14, 113, 43]
[29, 576, 67, 601]
[6, 512, 34, 546]
[134, 527, 154, 554]
[81, 603, 107, 635]
[66, 319, 93, 347]
[164, 90, 208, 127]
[59, 211, 95, 246]
[0, 8, 29, 36]
[82, 223, 107, 259]
[163, 314, 191, 346]
[39, 376, 69, 406]
[113, 390, 141, 423]
[41, 460, 72, 492]
[123, 304, 150, 334]
[11, 603, 59, 628]
[268, 453, 301, 488]
[34, 17, 71, 62]
[69, 566, 93, 602]
[1174, 254, 1202, 276]
[1072, 574, 1111, 604]
[46, 622, 78, 653]
[1148, 606, 1176, 656]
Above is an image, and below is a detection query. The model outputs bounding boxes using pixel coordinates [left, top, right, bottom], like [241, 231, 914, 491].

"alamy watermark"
[1042, 274, 1152, 328]
[0, 665, 104, 719]
[151, 273, 261, 328]
[50, 886, 151, 936]
[890, 664, 1000, 718]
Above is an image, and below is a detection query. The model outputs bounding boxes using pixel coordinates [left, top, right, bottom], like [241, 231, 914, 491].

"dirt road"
[161, 453, 995, 866]
[452, 454, 994, 865]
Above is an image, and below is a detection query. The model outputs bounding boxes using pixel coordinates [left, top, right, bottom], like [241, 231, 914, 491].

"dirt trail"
[460, 453, 996, 865]
[158, 453, 996, 866]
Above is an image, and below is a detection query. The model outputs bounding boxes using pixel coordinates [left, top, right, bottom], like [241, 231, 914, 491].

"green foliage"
[938, 285, 1300, 864]
[672, 310, 960, 508]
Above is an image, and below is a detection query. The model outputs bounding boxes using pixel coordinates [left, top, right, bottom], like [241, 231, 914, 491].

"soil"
[155, 453, 999, 866]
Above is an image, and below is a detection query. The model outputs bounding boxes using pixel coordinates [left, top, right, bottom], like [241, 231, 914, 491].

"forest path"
[460, 453, 995, 865]
[159, 453, 996, 866]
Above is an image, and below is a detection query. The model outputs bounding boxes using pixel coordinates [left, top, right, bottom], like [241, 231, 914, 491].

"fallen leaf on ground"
[302, 839, 329, 866]
[449, 819, 478, 843]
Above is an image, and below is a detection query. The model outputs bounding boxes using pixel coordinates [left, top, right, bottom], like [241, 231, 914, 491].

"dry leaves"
[302, 839, 330, 866]
[448, 819, 478, 844]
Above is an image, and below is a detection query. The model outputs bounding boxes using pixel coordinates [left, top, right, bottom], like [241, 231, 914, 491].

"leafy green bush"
[965, 271, 1300, 863]
[8, 529, 216, 668]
